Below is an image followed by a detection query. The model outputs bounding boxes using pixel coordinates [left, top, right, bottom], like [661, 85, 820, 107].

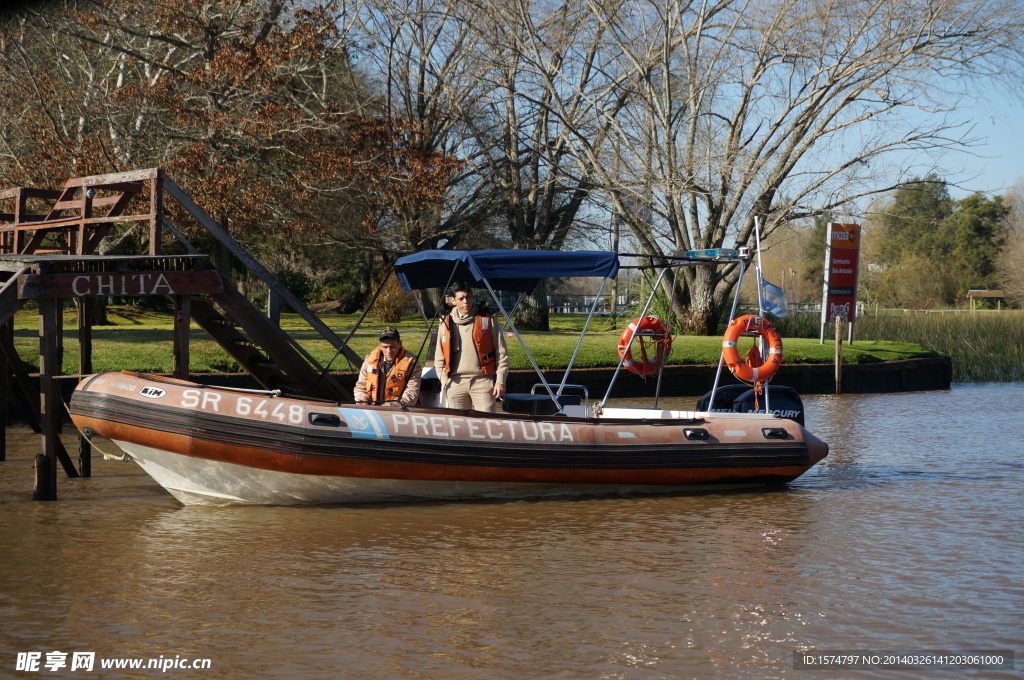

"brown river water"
[1, 384, 1021, 679]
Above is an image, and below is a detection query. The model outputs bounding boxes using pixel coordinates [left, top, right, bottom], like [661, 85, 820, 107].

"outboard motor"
[696, 384, 753, 413]
[731, 385, 805, 427]
[697, 384, 805, 426]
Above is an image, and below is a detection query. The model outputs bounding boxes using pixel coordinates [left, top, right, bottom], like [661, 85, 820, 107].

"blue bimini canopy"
[394, 250, 620, 293]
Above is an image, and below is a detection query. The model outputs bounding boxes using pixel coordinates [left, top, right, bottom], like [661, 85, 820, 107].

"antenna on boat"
[753, 216, 771, 414]
[754, 215, 766, 318]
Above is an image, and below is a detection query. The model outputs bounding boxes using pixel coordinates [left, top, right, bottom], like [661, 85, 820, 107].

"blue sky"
[940, 89, 1024, 198]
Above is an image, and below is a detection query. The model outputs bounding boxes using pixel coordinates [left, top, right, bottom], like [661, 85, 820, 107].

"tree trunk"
[79, 297, 112, 326]
[514, 280, 549, 330]
[418, 288, 443, 320]
[338, 257, 374, 314]
[676, 268, 724, 335]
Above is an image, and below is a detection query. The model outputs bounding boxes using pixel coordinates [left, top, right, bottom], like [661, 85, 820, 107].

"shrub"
[375, 276, 413, 324]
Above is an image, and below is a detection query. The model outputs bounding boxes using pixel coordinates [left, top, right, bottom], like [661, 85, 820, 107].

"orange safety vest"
[438, 310, 497, 378]
[363, 348, 418, 404]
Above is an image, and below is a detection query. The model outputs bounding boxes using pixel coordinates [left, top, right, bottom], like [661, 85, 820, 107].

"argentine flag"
[761, 279, 787, 318]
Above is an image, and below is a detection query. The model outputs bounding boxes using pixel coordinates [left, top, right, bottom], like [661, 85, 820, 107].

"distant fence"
[727, 302, 1011, 317]
[546, 295, 629, 314]
[544, 296, 1013, 317]
[860, 305, 1012, 315]
[737, 302, 866, 316]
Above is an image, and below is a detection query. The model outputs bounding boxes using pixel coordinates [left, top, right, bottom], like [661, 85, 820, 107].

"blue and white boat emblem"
[338, 408, 390, 440]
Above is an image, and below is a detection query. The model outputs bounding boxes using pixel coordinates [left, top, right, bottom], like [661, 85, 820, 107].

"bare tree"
[0, 0, 466, 313]
[543, 0, 1024, 332]
[998, 231, 1024, 306]
[11, 0, 1024, 327]
[353, 0, 629, 327]
[997, 180, 1024, 306]
[352, 0, 503, 252]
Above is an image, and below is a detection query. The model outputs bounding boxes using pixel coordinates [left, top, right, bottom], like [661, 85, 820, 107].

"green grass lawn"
[8, 307, 937, 375]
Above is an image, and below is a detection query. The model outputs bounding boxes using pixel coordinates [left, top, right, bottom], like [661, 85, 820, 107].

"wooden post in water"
[834, 317, 843, 395]
[0, 320, 7, 462]
[33, 454, 52, 500]
[36, 298, 62, 500]
[78, 298, 93, 477]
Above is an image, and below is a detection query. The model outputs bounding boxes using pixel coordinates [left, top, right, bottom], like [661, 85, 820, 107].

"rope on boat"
[129, 372, 284, 397]
[200, 384, 282, 396]
[62, 400, 131, 461]
[129, 373, 345, 403]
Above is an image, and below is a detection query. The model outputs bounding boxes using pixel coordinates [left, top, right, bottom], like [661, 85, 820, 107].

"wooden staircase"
[190, 286, 338, 394]
[0, 169, 361, 401]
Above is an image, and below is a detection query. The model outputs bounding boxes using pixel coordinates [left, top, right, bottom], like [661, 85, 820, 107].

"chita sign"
[72, 273, 174, 296]
[18, 270, 222, 299]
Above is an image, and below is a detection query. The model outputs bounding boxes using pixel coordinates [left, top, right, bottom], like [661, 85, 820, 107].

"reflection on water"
[2, 384, 1022, 679]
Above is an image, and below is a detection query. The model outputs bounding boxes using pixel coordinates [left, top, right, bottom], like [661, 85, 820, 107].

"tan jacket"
[354, 347, 422, 407]
[433, 304, 509, 385]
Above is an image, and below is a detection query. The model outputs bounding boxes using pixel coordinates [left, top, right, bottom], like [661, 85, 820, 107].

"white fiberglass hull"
[114, 440, 764, 506]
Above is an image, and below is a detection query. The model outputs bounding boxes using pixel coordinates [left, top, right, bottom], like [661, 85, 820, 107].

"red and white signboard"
[820, 222, 860, 323]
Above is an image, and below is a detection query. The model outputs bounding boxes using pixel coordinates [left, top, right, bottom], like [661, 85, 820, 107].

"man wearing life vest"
[433, 281, 510, 412]
[354, 326, 423, 407]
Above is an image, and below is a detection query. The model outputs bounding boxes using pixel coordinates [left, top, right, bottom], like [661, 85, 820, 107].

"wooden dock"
[0, 168, 361, 499]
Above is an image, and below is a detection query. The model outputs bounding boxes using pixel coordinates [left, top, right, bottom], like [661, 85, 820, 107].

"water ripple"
[1, 385, 1022, 679]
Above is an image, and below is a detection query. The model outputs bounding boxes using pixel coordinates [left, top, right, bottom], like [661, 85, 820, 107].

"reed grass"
[776, 309, 1024, 382]
[855, 311, 1024, 383]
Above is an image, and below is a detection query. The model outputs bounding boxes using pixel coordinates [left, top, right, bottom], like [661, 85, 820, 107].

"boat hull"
[70, 372, 828, 506]
[113, 440, 776, 505]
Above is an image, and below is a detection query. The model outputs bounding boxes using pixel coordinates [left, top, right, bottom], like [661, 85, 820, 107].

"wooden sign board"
[18, 270, 223, 299]
[820, 222, 860, 323]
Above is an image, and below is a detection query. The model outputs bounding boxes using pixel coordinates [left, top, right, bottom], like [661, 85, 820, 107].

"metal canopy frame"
[386, 248, 772, 416]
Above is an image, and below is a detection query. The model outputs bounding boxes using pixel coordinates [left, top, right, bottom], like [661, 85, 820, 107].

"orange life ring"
[618, 316, 673, 377]
[721, 315, 783, 383]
